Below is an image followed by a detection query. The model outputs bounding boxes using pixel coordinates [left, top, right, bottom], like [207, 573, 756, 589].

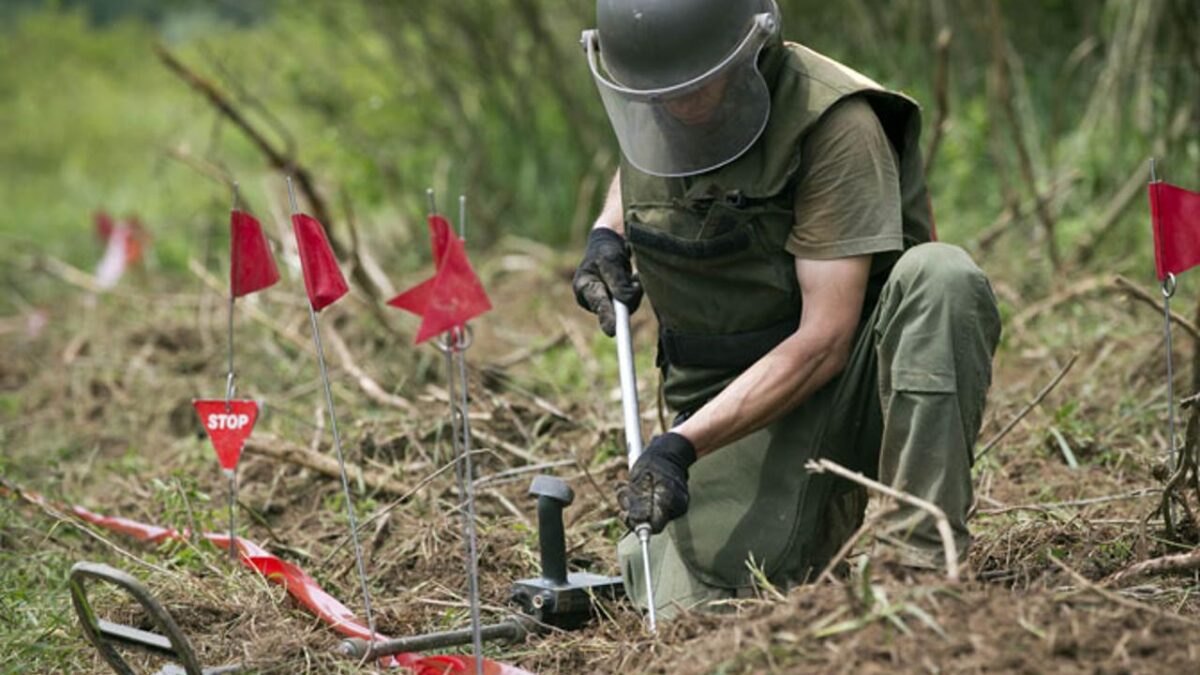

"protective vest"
[619, 42, 934, 589]
[622, 42, 934, 414]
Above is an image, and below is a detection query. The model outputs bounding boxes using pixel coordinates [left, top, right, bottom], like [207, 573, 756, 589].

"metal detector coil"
[69, 561, 241, 675]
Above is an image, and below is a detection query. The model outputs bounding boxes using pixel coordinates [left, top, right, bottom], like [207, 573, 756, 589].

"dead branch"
[324, 325, 418, 414]
[319, 456, 466, 567]
[154, 43, 383, 304]
[1009, 276, 1108, 335]
[1155, 397, 1200, 540]
[488, 329, 568, 369]
[472, 427, 542, 465]
[165, 145, 234, 189]
[244, 436, 409, 497]
[1076, 108, 1190, 263]
[1112, 275, 1200, 340]
[187, 258, 311, 353]
[37, 255, 106, 294]
[1073, 159, 1154, 264]
[1105, 547, 1200, 586]
[923, 28, 952, 177]
[976, 488, 1160, 516]
[1009, 275, 1200, 342]
[805, 459, 959, 582]
[974, 171, 1081, 254]
[987, 0, 1060, 268]
[1049, 554, 1200, 626]
[976, 352, 1079, 461]
[816, 504, 899, 584]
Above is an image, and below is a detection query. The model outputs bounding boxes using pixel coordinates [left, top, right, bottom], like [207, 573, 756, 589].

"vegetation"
[1, 1, 1198, 673]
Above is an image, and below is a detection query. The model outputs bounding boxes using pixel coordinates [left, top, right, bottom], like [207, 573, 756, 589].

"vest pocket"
[627, 221, 751, 260]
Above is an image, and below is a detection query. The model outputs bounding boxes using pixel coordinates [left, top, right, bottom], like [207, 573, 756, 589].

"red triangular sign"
[193, 400, 260, 472]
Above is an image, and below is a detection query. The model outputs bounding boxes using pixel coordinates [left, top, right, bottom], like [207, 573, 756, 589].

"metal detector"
[69, 562, 241, 675]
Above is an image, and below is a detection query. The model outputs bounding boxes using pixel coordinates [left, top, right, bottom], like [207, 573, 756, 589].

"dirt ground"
[3, 242, 1200, 674]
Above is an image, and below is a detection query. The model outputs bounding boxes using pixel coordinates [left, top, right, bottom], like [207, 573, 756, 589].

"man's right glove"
[616, 432, 696, 534]
[572, 228, 643, 337]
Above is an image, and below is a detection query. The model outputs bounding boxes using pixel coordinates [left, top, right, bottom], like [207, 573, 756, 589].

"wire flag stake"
[287, 176, 377, 649]
[429, 190, 485, 675]
[225, 183, 241, 562]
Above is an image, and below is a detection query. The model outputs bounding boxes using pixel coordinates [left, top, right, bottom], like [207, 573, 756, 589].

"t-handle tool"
[613, 299, 658, 633]
[509, 475, 624, 629]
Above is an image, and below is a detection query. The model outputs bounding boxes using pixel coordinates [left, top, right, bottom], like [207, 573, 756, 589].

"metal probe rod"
[339, 618, 534, 662]
[225, 182, 241, 563]
[613, 299, 657, 633]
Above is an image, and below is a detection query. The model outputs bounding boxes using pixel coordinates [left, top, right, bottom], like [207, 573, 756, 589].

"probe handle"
[613, 300, 643, 467]
[613, 299, 658, 633]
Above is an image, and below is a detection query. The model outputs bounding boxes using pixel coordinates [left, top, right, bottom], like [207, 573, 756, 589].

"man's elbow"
[781, 325, 856, 373]
[817, 330, 855, 374]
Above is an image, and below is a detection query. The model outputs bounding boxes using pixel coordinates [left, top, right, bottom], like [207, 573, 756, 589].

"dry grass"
[3, 242, 1200, 673]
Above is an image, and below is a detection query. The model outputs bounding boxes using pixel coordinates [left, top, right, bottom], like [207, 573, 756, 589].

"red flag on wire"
[95, 224, 132, 290]
[231, 210, 280, 297]
[388, 215, 492, 344]
[291, 213, 349, 311]
[1151, 180, 1200, 281]
[94, 211, 115, 240]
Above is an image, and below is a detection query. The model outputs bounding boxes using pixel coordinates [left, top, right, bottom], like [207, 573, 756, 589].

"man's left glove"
[616, 432, 697, 534]
[572, 228, 642, 337]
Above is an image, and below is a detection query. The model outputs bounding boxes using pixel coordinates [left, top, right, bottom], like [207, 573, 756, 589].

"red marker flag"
[94, 211, 115, 240]
[388, 215, 492, 344]
[291, 214, 349, 311]
[193, 400, 260, 472]
[1151, 180, 1200, 281]
[231, 210, 280, 297]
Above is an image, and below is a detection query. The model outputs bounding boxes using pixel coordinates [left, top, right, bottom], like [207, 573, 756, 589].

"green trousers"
[618, 243, 1001, 618]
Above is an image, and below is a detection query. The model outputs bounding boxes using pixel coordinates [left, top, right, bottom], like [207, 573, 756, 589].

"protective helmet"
[582, 0, 781, 178]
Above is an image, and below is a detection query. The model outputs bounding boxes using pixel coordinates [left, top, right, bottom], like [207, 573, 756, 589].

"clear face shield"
[582, 12, 778, 178]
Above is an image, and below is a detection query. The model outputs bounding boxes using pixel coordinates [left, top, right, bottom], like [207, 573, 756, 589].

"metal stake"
[1152, 160, 1178, 474]
[226, 469, 238, 562]
[613, 299, 658, 633]
[225, 183, 240, 563]
[430, 190, 484, 675]
[288, 177, 377, 647]
[456, 195, 484, 674]
[1152, 159, 1179, 530]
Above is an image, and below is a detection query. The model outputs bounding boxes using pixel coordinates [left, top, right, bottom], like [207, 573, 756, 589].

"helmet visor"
[584, 13, 776, 178]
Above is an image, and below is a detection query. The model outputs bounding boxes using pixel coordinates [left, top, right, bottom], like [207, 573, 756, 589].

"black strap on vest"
[659, 315, 800, 371]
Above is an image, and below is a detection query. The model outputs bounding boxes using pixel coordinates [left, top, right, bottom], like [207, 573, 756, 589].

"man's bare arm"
[593, 170, 623, 234]
[674, 255, 871, 457]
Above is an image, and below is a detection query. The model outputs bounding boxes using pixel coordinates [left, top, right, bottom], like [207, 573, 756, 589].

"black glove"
[572, 228, 643, 337]
[616, 432, 696, 534]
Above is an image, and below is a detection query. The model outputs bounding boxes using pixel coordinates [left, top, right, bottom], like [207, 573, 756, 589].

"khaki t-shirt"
[786, 97, 904, 263]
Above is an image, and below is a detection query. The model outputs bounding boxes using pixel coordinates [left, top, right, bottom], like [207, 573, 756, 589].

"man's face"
[663, 73, 731, 126]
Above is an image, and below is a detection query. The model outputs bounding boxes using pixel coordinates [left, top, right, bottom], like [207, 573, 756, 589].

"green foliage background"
[0, 0, 1197, 300]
